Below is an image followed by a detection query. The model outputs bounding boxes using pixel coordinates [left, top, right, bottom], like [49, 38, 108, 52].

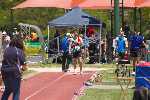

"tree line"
[0, 0, 149, 38]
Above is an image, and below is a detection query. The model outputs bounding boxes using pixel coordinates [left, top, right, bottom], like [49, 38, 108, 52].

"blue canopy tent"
[48, 7, 102, 27]
[47, 7, 104, 63]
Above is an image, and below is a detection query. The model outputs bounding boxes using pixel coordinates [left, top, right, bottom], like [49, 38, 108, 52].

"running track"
[0, 71, 94, 100]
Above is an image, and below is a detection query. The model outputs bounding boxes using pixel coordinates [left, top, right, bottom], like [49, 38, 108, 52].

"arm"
[142, 41, 148, 49]
[18, 49, 27, 71]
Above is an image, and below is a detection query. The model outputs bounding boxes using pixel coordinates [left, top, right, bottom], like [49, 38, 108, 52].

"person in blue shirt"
[115, 31, 128, 60]
[61, 33, 70, 72]
[1, 37, 27, 100]
[129, 31, 146, 73]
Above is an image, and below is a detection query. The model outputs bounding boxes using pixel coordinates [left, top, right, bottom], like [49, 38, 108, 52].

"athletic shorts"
[130, 49, 140, 58]
[117, 52, 125, 59]
[73, 51, 81, 58]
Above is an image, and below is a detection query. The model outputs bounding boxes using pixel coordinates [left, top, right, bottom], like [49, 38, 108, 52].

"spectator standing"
[1, 37, 27, 100]
[61, 33, 70, 72]
[129, 31, 146, 74]
[2, 31, 10, 51]
[115, 31, 128, 60]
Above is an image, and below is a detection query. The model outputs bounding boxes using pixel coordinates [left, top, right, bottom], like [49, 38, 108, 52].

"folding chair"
[116, 77, 134, 100]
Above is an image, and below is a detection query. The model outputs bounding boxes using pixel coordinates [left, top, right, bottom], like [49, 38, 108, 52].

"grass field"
[79, 88, 134, 100]
[78, 63, 135, 100]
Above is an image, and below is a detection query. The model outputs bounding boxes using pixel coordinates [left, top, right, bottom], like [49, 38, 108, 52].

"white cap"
[66, 33, 70, 36]
[2, 31, 7, 35]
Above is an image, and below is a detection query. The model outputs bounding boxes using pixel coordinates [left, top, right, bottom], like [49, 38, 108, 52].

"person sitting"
[61, 33, 70, 72]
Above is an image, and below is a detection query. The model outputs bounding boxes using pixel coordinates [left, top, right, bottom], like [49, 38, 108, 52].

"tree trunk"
[106, 32, 113, 63]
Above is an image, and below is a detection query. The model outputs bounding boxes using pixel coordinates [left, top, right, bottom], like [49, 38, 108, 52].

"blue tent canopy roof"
[48, 8, 102, 27]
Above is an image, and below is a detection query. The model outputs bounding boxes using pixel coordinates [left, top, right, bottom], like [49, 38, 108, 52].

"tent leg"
[84, 25, 87, 37]
[99, 24, 102, 63]
[47, 25, 50, 62]
[47, 25, 50, 49]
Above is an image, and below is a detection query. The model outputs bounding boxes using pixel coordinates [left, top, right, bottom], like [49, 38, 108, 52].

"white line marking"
[72, 71, 96, 100]
[25, 73, 66, 100]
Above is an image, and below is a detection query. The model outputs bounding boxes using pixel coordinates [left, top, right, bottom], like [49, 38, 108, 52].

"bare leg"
[78, 57, 83, 74]
[73, 58, 77, 73]
[132, 57, 136, 72]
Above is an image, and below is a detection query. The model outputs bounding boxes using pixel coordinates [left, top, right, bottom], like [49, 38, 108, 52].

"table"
[116, 77, 134, 100]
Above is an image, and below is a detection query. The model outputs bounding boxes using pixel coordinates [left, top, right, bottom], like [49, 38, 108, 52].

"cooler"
[136, 62, 150, 89]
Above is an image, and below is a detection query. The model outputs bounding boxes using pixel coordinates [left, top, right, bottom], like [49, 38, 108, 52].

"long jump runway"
[0, 71, 94, 100]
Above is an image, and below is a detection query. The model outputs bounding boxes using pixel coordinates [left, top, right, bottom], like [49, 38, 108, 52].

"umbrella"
[138, 0, 150, 7]
[78, 0, 113, 9]
[12, 0, 85, 9]
[78, 0, 144, 9]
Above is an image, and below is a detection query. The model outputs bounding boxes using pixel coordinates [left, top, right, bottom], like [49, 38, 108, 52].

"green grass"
[85, 63, 115, 68]
[25, 47, 41, 55]
[79, 88, 134, 100]
[78, 63, 135, 100]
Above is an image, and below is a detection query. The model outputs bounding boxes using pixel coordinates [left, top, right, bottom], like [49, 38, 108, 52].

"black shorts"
[73, 51, 81, 58]
[130, 49, 140, 57]
[117, 52, 125, 59]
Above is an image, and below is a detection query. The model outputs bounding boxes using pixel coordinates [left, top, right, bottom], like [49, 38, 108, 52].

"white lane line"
[72, 71, 96, 100]
[25, 73, 66, 100]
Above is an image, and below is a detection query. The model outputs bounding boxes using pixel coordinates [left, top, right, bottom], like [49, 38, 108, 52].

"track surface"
[0, 71, 94, 100]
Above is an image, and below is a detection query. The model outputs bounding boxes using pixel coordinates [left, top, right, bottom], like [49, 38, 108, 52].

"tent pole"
[56, 36, 59, 64]
[84, 25, 86, 37]
[99, 24, 102, 63]
[47, 25, 50, 50]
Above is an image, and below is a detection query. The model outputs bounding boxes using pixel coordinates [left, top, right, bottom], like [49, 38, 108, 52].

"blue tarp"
[48, 8, 102, 27]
